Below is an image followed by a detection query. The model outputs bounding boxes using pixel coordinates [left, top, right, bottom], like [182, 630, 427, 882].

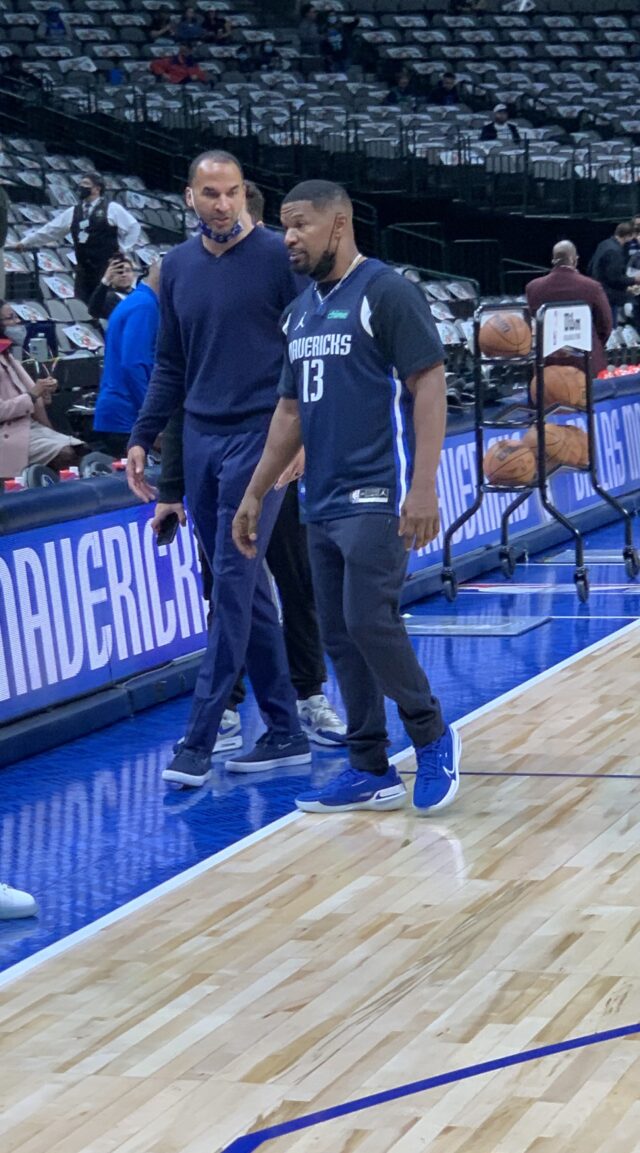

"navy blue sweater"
[130, 228, 301, 451]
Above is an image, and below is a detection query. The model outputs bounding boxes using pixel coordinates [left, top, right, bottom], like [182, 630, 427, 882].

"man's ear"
[185, 186, 194, 210]
[332, 212, 349, 242]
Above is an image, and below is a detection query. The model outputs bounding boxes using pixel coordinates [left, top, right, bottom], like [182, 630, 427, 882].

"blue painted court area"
[0, 520, 638, 973]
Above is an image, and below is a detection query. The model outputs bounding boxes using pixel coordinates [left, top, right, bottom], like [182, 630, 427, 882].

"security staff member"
[11, 172, 140, 302]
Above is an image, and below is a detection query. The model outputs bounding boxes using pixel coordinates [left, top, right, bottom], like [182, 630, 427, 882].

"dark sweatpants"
[306, 512, 444, 774]
[182, 417, 300, 753]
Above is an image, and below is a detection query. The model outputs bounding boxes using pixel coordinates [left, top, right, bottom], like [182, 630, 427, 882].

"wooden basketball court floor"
[1, 619, 639, 1153]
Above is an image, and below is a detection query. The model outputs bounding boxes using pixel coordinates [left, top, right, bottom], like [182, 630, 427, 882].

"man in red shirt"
[526, 240, 613, 375]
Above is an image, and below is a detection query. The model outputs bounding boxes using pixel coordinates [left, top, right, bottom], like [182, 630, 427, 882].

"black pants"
[306, 513, 444, 774]
[97, 432, 130, 459]
[74, 264, 105, 305]
[199, 483, 327, 708]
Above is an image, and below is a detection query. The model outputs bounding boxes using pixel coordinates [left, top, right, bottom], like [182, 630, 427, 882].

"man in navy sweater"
[233, 180, 460, 817]
[127, 151, 310, 786]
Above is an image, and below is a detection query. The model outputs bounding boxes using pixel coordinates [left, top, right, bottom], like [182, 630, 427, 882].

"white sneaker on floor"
[297, 694, 348, 746]
[0, 884, 38, 920]
[214, 709, 243, 753]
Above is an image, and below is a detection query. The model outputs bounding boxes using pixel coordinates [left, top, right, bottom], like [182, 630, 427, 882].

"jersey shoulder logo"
[294, 312, 307, 331]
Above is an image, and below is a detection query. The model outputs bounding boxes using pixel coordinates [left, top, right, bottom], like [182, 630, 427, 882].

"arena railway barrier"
[1, 398, 640, 763]
[440, 302, 640, 605]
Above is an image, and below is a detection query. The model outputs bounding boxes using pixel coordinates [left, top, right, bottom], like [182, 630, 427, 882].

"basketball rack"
[440, 301, 639, 604]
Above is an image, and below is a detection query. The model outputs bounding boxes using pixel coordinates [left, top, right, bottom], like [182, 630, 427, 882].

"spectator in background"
[0, 180, 9, 299]
[87, 254, 137, 321]
[0, 307, 86, 478]
[588, 221, 640, 326]
[174, 6, 203, 44]
[320, 11, 359, 72]
[149, 7, 174, 43]
[150, 44, 208, 85]
[38, 6, 69, 42]
[202, 11, 233, 44]
[93, 261, 162, 460]
[427, 71, 461, 106]
[235, 44, 254, 74]
[106, 57, 126, 86]
[0, 53, 44, 92]
[253, 40, 282, 73]
[298, 4, 322, 54]
[480, 104, 521, 142]
[525, 241, 613, 376]
[9, 172, 140, 304]
[384, 70, 419, 110]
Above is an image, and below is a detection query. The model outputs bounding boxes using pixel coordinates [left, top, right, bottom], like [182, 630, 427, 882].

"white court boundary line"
[1, 617, 639, 992]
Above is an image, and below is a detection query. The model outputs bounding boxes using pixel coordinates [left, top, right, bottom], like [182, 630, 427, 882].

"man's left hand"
[398, 486, 440, 551]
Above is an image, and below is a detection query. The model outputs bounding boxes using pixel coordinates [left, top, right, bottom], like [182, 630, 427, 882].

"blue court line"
[398, 770, 640, 781]
[220, 1021, 640, 1153]
[461, 771, 640, 781]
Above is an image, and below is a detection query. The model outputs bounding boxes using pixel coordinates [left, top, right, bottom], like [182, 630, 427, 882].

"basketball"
[483, 439, 537, 485]
[523, 421, 566, 466]
[478, 312, 532, 357]
[530, 365, 587, 409]
[559, 425, 589, 468]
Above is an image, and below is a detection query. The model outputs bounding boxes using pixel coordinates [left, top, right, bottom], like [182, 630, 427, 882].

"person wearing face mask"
[0, 301, 25, 350]
[0, 300, 86, 478]
[320, 10, 359, 72]
[125, 151, 314, 786]
[253, 39, 281, 72]
[9, 173, 141, 304]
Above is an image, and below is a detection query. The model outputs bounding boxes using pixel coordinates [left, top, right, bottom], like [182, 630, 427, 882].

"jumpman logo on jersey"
[295, 312, 307, 331]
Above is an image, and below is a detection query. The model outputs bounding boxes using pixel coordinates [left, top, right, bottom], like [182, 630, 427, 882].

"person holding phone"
[0, 311, 85, 477]
[93, 261, 161, 460]
[87, 254, 137, 321]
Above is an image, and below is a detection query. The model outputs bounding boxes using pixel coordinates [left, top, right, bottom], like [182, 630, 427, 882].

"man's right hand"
[126, 445, 157, 502]
[7, 242, 25, 252]
[232, 492, 263, 559]
[150, 501, 187, 535]
[102, 257, 124, 286]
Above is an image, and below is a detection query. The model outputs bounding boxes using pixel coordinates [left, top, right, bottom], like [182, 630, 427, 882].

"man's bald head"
[552, 241, 578, 268]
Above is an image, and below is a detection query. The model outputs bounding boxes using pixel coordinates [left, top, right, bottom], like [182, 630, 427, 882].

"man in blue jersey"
[126, 151, 310, 786]
[233, 179, 460, 815]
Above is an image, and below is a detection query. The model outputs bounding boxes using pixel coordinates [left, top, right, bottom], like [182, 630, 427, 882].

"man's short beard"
[310, 249, 337, 281]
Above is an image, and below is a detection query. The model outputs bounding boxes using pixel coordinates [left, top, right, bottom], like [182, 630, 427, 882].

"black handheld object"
[155, 512, 180, 546]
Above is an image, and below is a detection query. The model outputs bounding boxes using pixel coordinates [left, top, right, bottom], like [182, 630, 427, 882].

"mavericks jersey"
[278, 258, 444, 523]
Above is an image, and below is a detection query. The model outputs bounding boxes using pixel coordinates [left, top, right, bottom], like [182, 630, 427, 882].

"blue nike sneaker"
[295, 766, 407, 813]
[413, 725, 461, 815]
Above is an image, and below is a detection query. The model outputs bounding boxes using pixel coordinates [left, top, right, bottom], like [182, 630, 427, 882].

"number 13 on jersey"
[302, 358, 324, 403]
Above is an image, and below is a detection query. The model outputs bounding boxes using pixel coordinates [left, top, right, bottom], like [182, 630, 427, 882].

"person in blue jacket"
[94, 261, 161, 459]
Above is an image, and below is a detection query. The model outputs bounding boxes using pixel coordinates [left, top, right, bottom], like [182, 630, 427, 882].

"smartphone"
[155, 512, 180, 546]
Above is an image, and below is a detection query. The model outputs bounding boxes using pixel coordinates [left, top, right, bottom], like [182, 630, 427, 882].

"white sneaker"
[0, 883, 38, 920]
[213, 709, 242, 753]
[297, 694, 347, 747]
